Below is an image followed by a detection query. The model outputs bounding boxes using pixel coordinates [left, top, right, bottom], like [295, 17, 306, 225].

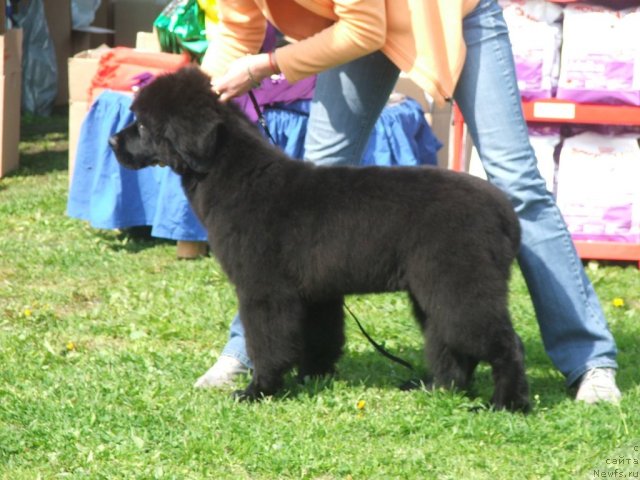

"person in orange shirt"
[194, 0, 621, 404]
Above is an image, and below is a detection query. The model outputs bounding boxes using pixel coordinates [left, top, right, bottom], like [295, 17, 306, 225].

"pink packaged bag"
[556, 132, 640, 243]
[499, 0, 563, 100]
[557, 4, 640, 106]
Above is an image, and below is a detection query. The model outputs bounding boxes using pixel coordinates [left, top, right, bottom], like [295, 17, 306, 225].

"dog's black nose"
[108, 135, 119, 150]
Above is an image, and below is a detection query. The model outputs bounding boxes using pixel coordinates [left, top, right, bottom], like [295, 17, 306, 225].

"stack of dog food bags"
[556, 132, 640, 244]
[556, 4, 640, 106]
[498, 0, 563, 100]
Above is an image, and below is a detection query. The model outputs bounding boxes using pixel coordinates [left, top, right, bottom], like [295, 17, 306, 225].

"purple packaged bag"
[557, 4, 640, 106]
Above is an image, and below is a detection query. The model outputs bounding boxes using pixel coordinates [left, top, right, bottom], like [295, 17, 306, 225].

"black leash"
[344, 303, 415, 372]
[247, 89, 414, 373]
[248, 90, 277, 145]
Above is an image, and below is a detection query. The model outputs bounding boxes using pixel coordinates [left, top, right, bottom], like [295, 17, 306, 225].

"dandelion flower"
[612, 298, 625, 308]
[24, 308, 32, 317]
[66, 341, 76, 351]
[356, 400, 366, 410]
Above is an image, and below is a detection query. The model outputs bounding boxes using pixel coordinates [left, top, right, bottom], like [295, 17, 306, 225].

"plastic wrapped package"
[557, 4, 640, 105]
[14, 0, 57, 115]
[71, 0, 102, 29]
[499, 0, 563, 100]
[154, 0, 208, 59]
[556, 132, 640, 243]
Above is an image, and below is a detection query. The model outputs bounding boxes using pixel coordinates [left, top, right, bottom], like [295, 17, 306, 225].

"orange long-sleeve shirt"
[200, 0, 480, 105]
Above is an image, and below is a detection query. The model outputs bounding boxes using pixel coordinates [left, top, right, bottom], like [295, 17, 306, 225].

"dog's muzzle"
[109, 134, 168, 168]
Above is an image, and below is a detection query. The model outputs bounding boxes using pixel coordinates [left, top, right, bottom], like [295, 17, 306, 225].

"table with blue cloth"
[67, 90, 442, 242]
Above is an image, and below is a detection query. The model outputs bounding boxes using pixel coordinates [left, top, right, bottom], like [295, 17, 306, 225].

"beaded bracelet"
[268, 51, 279, 75]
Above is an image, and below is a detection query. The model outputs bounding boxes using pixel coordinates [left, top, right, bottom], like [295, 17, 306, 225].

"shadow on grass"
[263, 340, 576, 412]
[93, 227, 176, 254]
[12, 107, 70, 178]
[13, 147, 68, 177]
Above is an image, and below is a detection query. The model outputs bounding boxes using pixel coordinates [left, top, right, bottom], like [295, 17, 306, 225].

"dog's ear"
[165, 117, 225, 173]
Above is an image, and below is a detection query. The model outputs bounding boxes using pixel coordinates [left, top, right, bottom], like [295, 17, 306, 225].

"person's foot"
[575, 368, 621, 404]
[194, 356, 250, 388]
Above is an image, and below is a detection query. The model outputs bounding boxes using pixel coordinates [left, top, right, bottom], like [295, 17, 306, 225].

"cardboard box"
[1, 29, 23, 178]
[44, 0, 72, 106]
[44, 0, 115, 105]
[68, 47, 110, 182]
[430, 103, 454, 169]
[135, 30, 161, 53]
[114, 0, 168, 47]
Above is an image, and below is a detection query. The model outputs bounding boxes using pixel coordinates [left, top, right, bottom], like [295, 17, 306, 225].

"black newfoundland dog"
[110, 66, 529, 412]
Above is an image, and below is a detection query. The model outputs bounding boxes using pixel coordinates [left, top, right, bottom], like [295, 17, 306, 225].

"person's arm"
[275, 0, 387, 83]
[200, 0, 267, 80]
[209, 0, 387, 101]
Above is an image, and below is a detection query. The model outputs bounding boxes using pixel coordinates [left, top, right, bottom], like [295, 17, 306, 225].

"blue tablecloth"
[67, 90, 442, 241]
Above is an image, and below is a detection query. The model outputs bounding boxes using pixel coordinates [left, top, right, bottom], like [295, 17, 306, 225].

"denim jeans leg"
[305, 50, 400, 166]
[453, 0, 617, 386]
[221, 313, 254, 368]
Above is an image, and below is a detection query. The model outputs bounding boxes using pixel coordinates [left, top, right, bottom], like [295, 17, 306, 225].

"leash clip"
[248, 90, 277, 145]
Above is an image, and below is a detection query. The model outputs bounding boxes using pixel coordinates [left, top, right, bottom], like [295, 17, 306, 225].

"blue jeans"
[222, 0, 617, 386]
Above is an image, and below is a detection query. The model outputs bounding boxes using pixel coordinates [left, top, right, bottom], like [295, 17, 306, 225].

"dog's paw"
[490, 395, 531, 414]
[399, 377, 433, 391]
[232, 389, 259, 402]
[232, 384, 273, 403]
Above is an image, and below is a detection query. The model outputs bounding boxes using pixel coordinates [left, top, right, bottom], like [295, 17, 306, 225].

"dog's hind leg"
[438, 308, 529, 412]
[408, 293, 477, 390]
[448, 294, 529, 412]
[236, 293, 305, 401]
[488, 331, 530, 412]
[410, 265, 529, 412]
[425, 329, 479, 392]
[297, 297, 345, 381]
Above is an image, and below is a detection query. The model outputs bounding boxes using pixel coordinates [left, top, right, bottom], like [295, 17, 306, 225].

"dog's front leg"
[297, 297, 345, 381]
[234, 294, 305, 401]
[234, 371, 285, 402]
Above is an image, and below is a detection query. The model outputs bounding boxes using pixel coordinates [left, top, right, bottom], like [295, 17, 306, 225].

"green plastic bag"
[154, 0, 208, 60]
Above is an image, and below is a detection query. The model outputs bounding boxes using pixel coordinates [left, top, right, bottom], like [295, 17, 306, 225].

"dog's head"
[109, 66, 224, 175]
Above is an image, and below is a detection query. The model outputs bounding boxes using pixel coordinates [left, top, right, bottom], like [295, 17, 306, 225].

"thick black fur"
[110, 66, 530, 412]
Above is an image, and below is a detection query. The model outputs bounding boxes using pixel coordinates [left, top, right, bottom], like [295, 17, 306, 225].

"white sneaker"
[575, 368, 621, 404]
[194, 356, 250, 388]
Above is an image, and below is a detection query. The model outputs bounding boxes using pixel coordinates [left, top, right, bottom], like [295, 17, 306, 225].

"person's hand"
[212, 53, 274, 102]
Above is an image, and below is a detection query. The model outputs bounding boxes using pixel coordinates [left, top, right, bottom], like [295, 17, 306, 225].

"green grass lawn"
[1, 110, 639, 479]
